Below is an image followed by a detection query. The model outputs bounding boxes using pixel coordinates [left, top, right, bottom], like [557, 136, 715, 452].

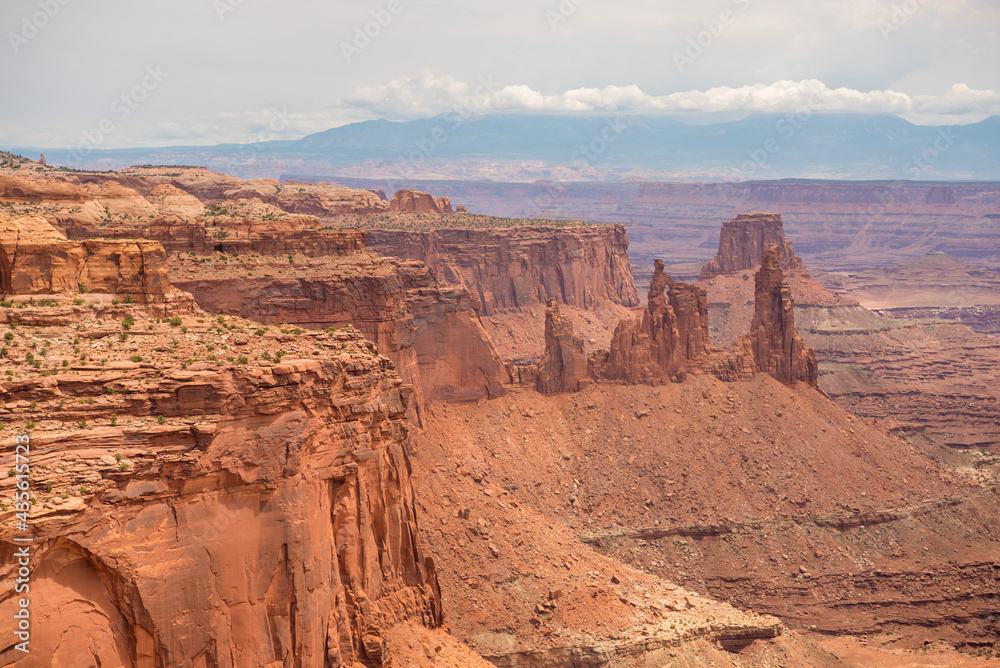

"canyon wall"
[0, 223, 443, 666]
[171, 256, 509, 413]
[366, 225, 640, 315]
[0, 215, 171, 299]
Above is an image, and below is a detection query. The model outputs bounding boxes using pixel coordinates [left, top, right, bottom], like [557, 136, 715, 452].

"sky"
[1, 0, 999, 148]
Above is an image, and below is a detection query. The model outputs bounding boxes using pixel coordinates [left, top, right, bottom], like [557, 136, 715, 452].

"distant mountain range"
[6, 113, 1000, 181]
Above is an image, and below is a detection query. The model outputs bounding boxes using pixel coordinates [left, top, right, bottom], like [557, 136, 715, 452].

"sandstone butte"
[698, 211, 1000, 451]
[2, 157, 1000, 665]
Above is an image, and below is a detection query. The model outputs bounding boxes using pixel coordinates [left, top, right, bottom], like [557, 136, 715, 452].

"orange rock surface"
[367, 224, 640, 316]
[0, 215, 171, 299]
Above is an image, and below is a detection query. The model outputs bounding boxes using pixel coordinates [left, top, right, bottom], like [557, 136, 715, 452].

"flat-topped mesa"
[0, 215, 172, 299]
[536, 298, 591, 394]
[388, 188, 452, 213]
[699, 212, 804, 279]
[597, 260, 711, 383]
[713, 245, 818, 386]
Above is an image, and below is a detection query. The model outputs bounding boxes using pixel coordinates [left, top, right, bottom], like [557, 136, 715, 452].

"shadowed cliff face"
[169, 254, 510, 419]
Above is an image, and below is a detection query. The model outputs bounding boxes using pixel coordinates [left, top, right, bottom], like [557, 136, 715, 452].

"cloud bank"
[344, 74, 1000, 122]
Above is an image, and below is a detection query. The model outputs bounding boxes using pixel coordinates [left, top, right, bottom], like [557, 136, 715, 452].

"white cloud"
[340, 74, 1000, 122]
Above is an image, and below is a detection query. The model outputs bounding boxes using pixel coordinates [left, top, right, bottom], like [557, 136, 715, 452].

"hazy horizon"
[2, 0, 999, 150]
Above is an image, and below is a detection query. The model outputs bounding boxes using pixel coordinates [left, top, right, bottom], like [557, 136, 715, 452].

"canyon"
[1, 155, 999, 666]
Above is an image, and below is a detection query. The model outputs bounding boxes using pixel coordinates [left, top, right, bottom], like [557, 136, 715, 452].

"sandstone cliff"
[366, 225, 640, 315]
[713, 246, 818, 386]
[169, 253, 509, 415]
[0, 215, 171, 299]
[700, 212, 804, 279]
[0, 273, 443, 667]
[154, 200, 367, 257]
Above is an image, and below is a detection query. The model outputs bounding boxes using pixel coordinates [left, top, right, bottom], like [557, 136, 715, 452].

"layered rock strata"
[1, 215, 171, 300]
[366, 225, 640, 315]
[700, 212, 804, 279]
[0, 230, 443, 665]
[388, 189, 452, 213]
[169, 253, 509, 412]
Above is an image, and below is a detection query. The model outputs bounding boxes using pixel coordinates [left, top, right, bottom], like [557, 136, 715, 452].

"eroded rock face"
[388, 189, 451, 213]
[536, 299, 590, 394]
[170, 255, 509, 414]
[700, 212, 804, 279]
[714, 246, 818, 386]
[145, 183, 206, 218]
[0, 215, 171, 298]
[598, 260, 711, 383]
[0, 306, 442, 667]
[367, 225, 640, 315]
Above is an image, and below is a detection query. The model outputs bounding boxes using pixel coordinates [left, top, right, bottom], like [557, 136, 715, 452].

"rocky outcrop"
[170, 255, 509, 416]
[0, 306, 442, 666]
[367, 225, 640, 315]
[536, 299, 590, 394]
[388, 189, 452, 213]
[145, 183, 206, 217]
[597, 260, 711, 383]
[700, 212, 804, 279]
[714, 246, 818, 386]
[0, 215, 171, 299]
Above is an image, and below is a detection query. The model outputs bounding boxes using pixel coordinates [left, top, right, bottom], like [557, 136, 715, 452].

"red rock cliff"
[366, 225, 640, 315]
[0, 242, 442, 665]
[170, 255, 509, 419]
[700, 212, 804, 279]
[388, 189, 452, 213]
[1, 215, 171, 299]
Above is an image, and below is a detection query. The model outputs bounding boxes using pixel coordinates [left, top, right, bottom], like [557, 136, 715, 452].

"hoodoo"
[536, 298, 590, 394]
[598, 259, 711, 383]
[714, 245, 819, 385]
